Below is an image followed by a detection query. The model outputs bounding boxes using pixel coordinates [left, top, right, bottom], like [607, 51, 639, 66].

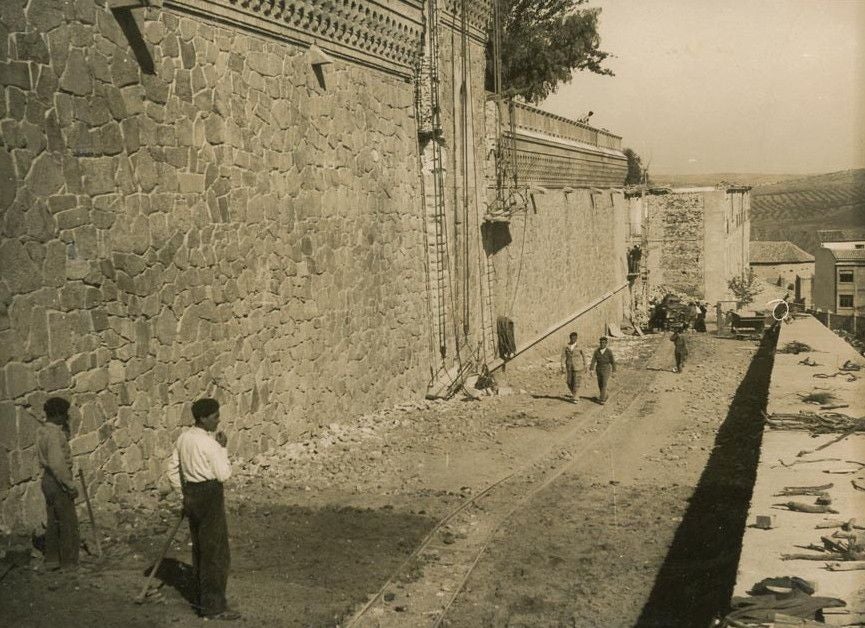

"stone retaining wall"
[0, 1, 430, 530]
[487, 189, 629, 358]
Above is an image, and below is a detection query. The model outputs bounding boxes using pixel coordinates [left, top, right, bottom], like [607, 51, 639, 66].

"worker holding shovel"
[36, 397, 80, 571]
[167, 398, 240, 621]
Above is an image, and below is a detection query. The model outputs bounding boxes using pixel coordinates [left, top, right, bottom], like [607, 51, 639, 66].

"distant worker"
[589, 337, 617, 404]
[694, 303, 707, 333]
[37, 397, 80, 570]
[167, 398, 240, 621]
[670, 327, 689, 372]
[577, 110, 594, 124]
[561, 331, 588, 403]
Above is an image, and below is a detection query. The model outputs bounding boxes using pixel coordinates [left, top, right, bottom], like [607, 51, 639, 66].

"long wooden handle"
[135, 512, 185, 603]
[77, 469, 102, 558]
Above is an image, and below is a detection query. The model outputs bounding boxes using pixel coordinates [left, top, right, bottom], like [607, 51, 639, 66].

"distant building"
[749, 241, 814, 291]
[627, 186, 750, 306]
[813, 248, 865, 315]
[818, 229, 865, 251]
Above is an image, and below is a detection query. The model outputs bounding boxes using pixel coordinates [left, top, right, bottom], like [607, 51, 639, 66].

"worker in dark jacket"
[589, 337, 616, 404]
[37, 397, 80, 570]
[671, 328, 689, 372]
[167, 398, 240, 620]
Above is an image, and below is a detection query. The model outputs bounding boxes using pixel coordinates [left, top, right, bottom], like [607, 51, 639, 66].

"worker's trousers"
[566, 369, 582, 396]
[41, 473, 79, 567]
[184, 480, 230, 617]
[675, 350, 687, 371]
[596, 365, 612, 403]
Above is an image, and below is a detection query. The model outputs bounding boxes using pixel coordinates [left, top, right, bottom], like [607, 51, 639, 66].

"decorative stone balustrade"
[510, 101, 622, 151]
[166, 0, 426, 77]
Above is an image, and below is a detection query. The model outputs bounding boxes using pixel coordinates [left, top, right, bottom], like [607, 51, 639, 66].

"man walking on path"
[167, 398, 240, 621]
[589, 337, 616, 404]
[561, 332, 588, 402]
[37, 397, 80, 570]
[671, 327, 689, 372]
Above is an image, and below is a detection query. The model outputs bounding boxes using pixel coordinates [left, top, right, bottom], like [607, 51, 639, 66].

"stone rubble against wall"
[644, 193, 705, 298]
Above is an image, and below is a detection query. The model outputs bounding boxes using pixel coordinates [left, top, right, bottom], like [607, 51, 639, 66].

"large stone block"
[177, 173, 204, 193]
[204, 115, 225, 145]
[59, 48, 91, 96]
[38, 359, 71, 392]
[74, 368, 109, 393]
[16, 408, 39, 450]
[81, 158, 116, 196]
[111, 52, 139, 88]
[0, 61, 31, 90]
[27, 152, 64, 197]
[70, 430, 99, 456]
[0, 403, 16, 451]
[47, 311, 75, 360]
[0, 149, 16, 211]
[0, 239, 42, 294]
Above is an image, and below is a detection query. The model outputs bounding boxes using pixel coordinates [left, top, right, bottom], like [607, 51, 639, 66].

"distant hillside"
[651, 173, 806, 188]
[749, 169, 865, 255]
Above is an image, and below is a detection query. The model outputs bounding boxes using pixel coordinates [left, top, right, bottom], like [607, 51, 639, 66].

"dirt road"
[0, 330, 774, 627]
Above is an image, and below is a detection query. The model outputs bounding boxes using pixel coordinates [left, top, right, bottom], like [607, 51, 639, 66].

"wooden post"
[78, 469, 102, 558]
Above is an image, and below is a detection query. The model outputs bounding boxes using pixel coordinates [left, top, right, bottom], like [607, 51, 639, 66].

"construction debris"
[778, 341, 814, 354]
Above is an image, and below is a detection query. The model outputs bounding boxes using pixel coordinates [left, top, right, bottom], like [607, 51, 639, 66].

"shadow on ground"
[635, 325, 779, 628]
[226, 502, 436, 625]
[148, 557, 196, 605]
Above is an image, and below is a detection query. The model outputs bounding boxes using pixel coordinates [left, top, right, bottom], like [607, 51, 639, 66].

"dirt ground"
[0, 328, 775, 627]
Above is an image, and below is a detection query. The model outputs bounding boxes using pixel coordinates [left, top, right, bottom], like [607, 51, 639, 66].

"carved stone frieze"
[167, 0, 426, 77]
[439, 0, 492, 42]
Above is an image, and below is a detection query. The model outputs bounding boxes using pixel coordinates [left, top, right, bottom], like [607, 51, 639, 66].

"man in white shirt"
[167, 398, 239, 620]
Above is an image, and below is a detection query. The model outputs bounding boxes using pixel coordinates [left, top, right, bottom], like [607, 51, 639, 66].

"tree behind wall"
[727, 270, 760, 307]
[624, 148, 644, 185]
[486, 0, 613, 103]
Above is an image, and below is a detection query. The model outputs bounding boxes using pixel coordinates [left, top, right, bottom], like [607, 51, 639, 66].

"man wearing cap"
[36, 397, 80, 570]
[561, 331, 588, 403]
[167, 398, 239, 620]
[589, 337, 617, 404]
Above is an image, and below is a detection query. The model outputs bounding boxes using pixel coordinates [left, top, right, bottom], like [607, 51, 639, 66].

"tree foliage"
[727, 269, 761, 307]
[623, 148, 644, 185]
[486, 0, 613, 104]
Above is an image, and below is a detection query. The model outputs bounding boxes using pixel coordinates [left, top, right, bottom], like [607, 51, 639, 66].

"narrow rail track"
[344, 338, 668, 627]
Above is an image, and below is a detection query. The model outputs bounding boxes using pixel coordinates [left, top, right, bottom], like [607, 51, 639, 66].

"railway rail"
[343, 337, 668, 627]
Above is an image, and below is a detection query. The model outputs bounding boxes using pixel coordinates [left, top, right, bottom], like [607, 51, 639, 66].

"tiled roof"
[749, 241, 814, 264]
[818, 229, 865, 243]
[830, 249, 865, 262]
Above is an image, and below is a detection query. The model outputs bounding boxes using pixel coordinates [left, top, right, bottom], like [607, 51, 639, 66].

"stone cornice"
[438, 0, 491, 44]
[165, 0, 426, 78]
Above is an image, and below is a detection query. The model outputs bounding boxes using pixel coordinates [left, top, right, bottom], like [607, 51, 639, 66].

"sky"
[541, 0, 865, 175]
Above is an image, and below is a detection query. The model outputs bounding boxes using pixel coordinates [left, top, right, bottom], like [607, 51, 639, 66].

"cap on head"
[192, 398, 219, 420]
[569, 332, 578, 340]
[43, 397, 70, 419]
[599, 336, 608, 343]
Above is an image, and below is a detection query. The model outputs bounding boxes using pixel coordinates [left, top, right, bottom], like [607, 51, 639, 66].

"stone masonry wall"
[0, 1, 429, 531]
[488, 189, 629, 359]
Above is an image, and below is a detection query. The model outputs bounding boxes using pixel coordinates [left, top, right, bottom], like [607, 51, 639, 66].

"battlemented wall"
[0, 0, 431, 530]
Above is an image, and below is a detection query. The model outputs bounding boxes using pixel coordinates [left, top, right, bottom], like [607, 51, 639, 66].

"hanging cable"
[460, 0, 471, 340]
